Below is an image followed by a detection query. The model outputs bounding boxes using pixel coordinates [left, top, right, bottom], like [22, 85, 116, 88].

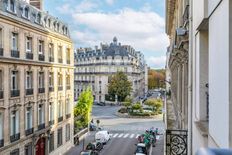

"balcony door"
[35, 137, 45, 155]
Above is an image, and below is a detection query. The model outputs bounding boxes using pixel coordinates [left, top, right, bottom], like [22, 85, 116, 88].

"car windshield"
[136, 146, 146, 153]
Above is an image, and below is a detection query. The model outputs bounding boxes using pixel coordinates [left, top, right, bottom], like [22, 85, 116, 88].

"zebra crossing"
[109, 133, 161, 140]
[109, 133, 141, 139]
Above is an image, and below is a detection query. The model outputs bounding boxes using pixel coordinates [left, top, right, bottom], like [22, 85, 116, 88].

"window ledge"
[195, 120, 208, 137]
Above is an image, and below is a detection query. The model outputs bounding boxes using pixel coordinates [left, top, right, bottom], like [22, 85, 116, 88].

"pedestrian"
[75, 135, 79, 145]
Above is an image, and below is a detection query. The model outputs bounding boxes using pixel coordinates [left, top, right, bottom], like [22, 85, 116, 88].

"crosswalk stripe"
[118, 134, 124, 138]
[136, 134, 140, 138]
[130, 134, 135, 138]
[113, 133, 118, 138]
[123, 133, 129, 138]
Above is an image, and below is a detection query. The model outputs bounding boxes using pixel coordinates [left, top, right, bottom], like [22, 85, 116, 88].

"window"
[10, 149, 19, 155]
[49, 72, 54, 88]
[9, 0, 15, 13]
[0, 70, 3, 91]
[58, 46, 62, 60]
[0, 113, 3, 140]
[12, 33, 18, 50]
[11, 110, 19, 136]
[26, 37, 32, 53]
[38, 104, 44, 125]
[66, 48, 70, 64]
[38, 40, 44, 54]
[65, 99, 70, 115]
[58, 101, 63, 118]
[38, 72, 44, 88]
[24, 7, 29, 19]
[0, 28, 2, 48]
[57, 128, 62, 147]
[58, 73, 63, 87]
[49, 133, 54, 152]
[57, 23, 60, 32]
[25, 143, 32, 155]
[48, 43, 54, 57]
[66, 124, 70, 142]
[66, 75, 70, 87]
[36, 13, 41, 23]
[25, 107, 32, 130]
[49, 103, 54, 123]
[11, 71, 18, 90]
[26, 71, 32, 89]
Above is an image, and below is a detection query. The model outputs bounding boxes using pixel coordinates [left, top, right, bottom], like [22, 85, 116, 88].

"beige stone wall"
[0, 12, 74, 155]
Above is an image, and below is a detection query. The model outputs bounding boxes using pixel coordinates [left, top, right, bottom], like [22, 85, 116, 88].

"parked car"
[80, 150, 99, 155]
[95, 130, 110, 144]
[134, 143, 148, 155]
[97, 102, 106, 106]
[86, 142, 103, 152]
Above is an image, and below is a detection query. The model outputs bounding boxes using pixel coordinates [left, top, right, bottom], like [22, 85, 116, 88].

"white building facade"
[166, 0, 232, 154]
[74, 37, 148, 103]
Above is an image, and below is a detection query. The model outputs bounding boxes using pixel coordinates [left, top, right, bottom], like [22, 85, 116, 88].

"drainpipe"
[188, 0, 193, 154]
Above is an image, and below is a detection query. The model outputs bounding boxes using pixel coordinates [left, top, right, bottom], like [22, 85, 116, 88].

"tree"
[123, 97, 133, 109]
[132, 103, 143, 113]
[148, 69, 166, 89]
[145, 99, 163, 114]
[74, 87, 94, 132]
[108, 71, 132, 102]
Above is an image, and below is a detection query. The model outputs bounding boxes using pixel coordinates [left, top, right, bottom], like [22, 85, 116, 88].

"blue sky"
[44, 0, 169, 69]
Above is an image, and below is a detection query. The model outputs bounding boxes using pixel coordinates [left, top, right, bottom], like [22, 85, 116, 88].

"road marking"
[113, 133, 118, 138]
[123, 133, 129, 138]
[118, 134, 124, 138]
[136, 134, 140, 138]
[130, 134, 135, 138]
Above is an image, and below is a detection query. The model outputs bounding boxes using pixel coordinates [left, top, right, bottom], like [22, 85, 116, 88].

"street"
[66, 103, 164, 155]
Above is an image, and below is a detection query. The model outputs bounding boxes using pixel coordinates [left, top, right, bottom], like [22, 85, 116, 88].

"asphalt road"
[66, 104, 164, 155]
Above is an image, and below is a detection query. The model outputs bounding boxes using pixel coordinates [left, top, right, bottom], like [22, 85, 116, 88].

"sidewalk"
[152, 135, 164, 155]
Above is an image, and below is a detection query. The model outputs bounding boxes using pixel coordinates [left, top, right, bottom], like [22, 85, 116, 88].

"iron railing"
[25, 128, 34, 136]
[11, 50, 20, 58]
[38, 123, 45, 130]
[66, 114, 71, 119]
[10, 133, 20, 143]
[11, 90, 20, 97]
[58, 116, 63, 122]
[26, 52, 33, 59]
[38, 54, 45, 61]
[49, 87, 54, 92]
[26, 88, 33, 95]
[49, 57, 54, 62]
[49, 120, 54, 126]
[58, 58, 63, 63]
[0, 139, 4, 147]
[38, 88, 45, 93]
[58, 86, 63, 91]
[0, 90, 3, 99]
[166, 129, 188, 155]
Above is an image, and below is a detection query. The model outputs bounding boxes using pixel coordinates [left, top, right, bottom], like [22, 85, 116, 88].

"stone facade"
[0, 0, 74, 155]
[74, 37, 148, 103]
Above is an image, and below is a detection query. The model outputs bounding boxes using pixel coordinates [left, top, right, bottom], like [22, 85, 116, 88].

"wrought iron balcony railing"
[25, 128, 34, 136]
[49, 57, 54, 62]
[49, 86, 54, 92]
[49, 120, 54, 126]
[66, 85, 71, 90]
[26, 88, 33, 95]
[26, 52, 33, 60]
[66, 113, 71, 119]
[0, 90, 3, 99]
[38, 88, 45, 93]
[0, 139, 3, 148]
[0, 48, 3, 56]
[11, 90, 20, 97]
[58, 86, 63, 91]
[10, 133, 20, 143]
[58, 58, 63, 63]
[11, 50, 20, 58]
[38, 54, 45, 61]
[58, 116, 63, 122]
[38, 123, 45, 130]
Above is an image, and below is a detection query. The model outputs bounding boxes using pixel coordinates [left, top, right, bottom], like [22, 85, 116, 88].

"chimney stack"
[30, 0, 43, 10]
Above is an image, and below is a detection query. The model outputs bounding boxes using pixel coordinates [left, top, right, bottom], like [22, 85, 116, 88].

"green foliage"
[74, 87, 94, 133]
[131, 103, 143, 112]
[108, 71, 132, 102]
[130, 112, 151, 117]
[145, 99, 163, 114]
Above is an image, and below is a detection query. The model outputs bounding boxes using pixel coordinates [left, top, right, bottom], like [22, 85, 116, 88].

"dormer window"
[57, 23, 60, 32]
[53, 22, 56, 30]
[36, 13, 41, 24]
[24, 7, 29, 19]
[48, 19, 51, 27]
[9, 0, 16, 13]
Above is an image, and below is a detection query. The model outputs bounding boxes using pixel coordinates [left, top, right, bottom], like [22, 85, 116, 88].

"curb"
[115, 112, 163, 119]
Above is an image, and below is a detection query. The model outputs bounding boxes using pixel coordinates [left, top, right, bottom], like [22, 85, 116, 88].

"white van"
[95, 130, 110, 144]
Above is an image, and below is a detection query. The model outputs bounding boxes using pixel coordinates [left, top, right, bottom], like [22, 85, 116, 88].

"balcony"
[49, 120, 54, 126]
[38, 88, 45, 93]
[26, 88, 33, 95]
[0, 48, 3, 56]
[58, 116, 63, 122]
[38, 54, 45, 61]
[67, 60, 70, 64]
[58, 86, 63, 91]
[25, 128, 34, 136]
[49, 87, 54, 92]
[66, 85, 70, 90]
[49, 57, 54, 62]
[58, 58, 63, 63]
[0, 139, 3, 148]
[66, 114, 71, 119]
[0, 90, 3, 99]
[10, 133, 20, 143]
[11, 90, 20, 97]
[38, 123, 45, 130]
[11, 50, 20, 58]
[26, 52, 33, 60]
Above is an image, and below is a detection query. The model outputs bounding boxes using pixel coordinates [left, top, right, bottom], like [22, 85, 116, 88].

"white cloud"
[72, 8, 169, 52]
[75, 0, 98, 12]
[105, 0, 115, 5]
[146, 56, 166, 69]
